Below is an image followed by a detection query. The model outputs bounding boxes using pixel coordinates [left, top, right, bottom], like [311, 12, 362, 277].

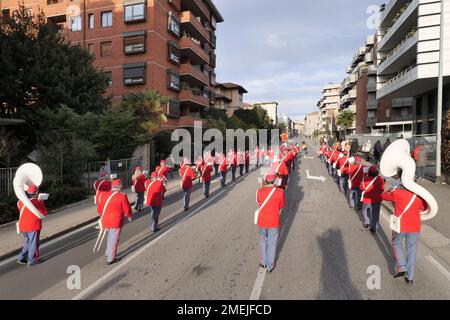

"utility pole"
[436, 0, 445, 183]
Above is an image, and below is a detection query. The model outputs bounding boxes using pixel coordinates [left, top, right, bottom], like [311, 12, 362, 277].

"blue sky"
[214, 0, 385, 120]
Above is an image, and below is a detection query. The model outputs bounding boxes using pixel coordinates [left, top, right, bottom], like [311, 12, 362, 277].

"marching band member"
[218, 153, 228, 188]
[155, 160, 172, 181]
[336, 151, 350, 194]
[145, 172, 166, 233]
[97, 179, 132, 265]
[256, 174, 285, 273]
[359, 165, 385, 232]
[228, 149, 238, 181]
[348, 156, 365, 210]
[132, 166, 146, 212]
[381, 169, 427, 284]
[237, 149, 245, 176]
[200, 161, 213, 198]
[330, 146, 341, 182]
[214, 152, 220, 176]
[254, 146, 260, 167]
[93, 178, 112, 205]
[245, 150, 250, 174]
[17, 184, 48, 266]
[270, 153, 289, 188]
[179, 158, 197, 211]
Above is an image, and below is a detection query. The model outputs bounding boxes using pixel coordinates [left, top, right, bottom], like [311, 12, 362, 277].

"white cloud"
[265, 33, 288, 48]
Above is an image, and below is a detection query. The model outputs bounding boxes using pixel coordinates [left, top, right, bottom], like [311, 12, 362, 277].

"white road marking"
[425, 255, 450, 282]
[72, 189, 226, 300]
[303, 156, 314, 159]
[306, 169, 326, 182]
[250, 267, 267, 300]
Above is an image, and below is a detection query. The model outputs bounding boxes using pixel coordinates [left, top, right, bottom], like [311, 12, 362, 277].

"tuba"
[380, 139, 438, 221]
[13, 163, 45, 219]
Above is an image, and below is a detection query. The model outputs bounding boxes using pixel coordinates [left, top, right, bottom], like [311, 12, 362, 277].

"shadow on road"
[316, 228, 363, 300]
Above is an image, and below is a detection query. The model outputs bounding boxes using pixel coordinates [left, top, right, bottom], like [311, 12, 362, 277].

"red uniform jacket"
[336, 157, 350, 175]
[228, 153, 237, 168]
[145, 179, 166, 207]
[245, 151, 250, 164]
[17, 199, 48, 233]
[256, 186, 285, 228]
[330, 151, 340, 165]
[348, 164, 366, 189]
[269, 161, 289, 177]
[180, 166, 196, 189]
[219, 157, 228, 173]
[200, 164, 213, 182]
[381, 188, 427, 233]
[155, 165, 171, 179]
[133, 174, 146, 193]
[359, 175, 385, 204]
[98, 191, 132, 229]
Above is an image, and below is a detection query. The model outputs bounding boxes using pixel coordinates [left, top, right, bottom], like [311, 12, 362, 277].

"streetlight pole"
[436, 0, 445, 183]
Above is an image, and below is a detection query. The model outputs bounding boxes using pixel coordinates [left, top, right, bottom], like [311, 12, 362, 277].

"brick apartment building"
[0, 0, 224, 131]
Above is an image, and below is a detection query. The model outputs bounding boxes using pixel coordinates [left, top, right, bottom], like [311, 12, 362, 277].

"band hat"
[135, 166, 142, 171]
[27, 184, 38, 194]
[151, 171, 157, 178]
[369, 165, 379, 174]
[355, 156, 362, 163]
[160, 160, 166, 165]
[265, 174, 276, 183]
[112, 179, 122, 187]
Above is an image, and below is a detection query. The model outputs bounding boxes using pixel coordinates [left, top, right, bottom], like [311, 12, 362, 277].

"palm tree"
[119, 90, 169, 135]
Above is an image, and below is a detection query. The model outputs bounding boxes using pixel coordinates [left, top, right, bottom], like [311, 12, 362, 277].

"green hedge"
[0, 195, 19, 225]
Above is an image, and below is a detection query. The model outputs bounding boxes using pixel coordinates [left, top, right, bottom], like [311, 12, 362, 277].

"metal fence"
[0, 167, 18, 198]
[84, 157, 142, 195]
[1, 157, 142, 198]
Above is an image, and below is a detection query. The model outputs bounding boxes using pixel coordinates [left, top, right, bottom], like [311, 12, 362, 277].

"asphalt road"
[2, 139, 450, 300]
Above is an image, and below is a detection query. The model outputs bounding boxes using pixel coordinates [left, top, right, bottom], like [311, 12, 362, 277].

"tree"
[443, 109, 450, 176]
[337, 110, 355, 133]
[118, 90, 169, 136]
[0, 127, 23, 168]
[0, 5, 110, 155]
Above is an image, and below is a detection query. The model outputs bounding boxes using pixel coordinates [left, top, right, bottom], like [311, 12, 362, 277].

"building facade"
[214, 82, 248, 117]
[304, 112, 320, 138]
[317, 84, 340, 137]
[377, 0, 450, 135]
[1, 0, 224, 130]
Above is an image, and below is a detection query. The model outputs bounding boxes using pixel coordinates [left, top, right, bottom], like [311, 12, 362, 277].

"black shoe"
[363, 224, 369, 229]
[405, 278, 413, 285]
[370, 229, 376, 233]
[106, 257, 121, 265]
[266, 268, 273, 273]
[184, 208, 189, 212]
[394, 271, 407, 279]
[152, 228, 161, 233]
[17, 259, 27, 265]
[259, 263, 265, 268]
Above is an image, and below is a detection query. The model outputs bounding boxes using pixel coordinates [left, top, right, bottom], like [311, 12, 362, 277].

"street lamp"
[436, 0, 445, 183]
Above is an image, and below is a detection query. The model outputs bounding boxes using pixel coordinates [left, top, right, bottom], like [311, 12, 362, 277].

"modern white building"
[317, 84, 341, 136]
[377, 0, 450, 134]
[254, 102, 278, 125]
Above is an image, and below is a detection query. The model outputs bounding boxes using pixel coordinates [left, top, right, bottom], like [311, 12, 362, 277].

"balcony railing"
[180, 11, 210, 43]
[377, 65, 418, 99]
[179, 37, 210, 64]
[378, 0, 418, 51]
[378, 29, 418, 75]
[179, 89, 210, 107]
[178, 115, 209, 128]
[392, 97, 414, 107]
[179, 63, 209, 86]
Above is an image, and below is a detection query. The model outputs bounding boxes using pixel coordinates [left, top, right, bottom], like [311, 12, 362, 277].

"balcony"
[181, 0, 210, 23]
[352, 47, 367, 65]
[179, 89, 210, 108]
[179, 63, 209, 86]
[365, 52, 374, 63]
[340, 94, 350, 105]
[377, 65, 418, 99]
[180, 11, 210, 43]
[392, 97, 414, 108]
[349, 89, 357, 99]
[378, 29, 418, 76]
[179, 37, 210, 65]
[392, 114, 414, 121]
[346, 66, 353, 74]
[380, 0, 411, 28]
[378, 0, 419, 52]
[366, 34, 375, 46]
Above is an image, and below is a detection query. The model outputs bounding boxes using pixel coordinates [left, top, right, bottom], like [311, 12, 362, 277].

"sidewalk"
[0, 176, 184, 260]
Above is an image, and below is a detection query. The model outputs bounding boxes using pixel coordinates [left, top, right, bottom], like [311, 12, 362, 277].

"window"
[88, 13, 94, 29]
[124, 3, 146, 23]
[87, 43, 94, 54]
[123, 62, 146, 85]
[123, 31, 146, 54]
[100, 41, 112, 57]
[210, 72, 216, 86]
[167, 41, 180, 64]
[168, 99, 181, 118]
[101, 11, 112, 27]
[368, 111, 376, 118]
[167, 70, 180, 91]
[168, 11, 180, 37]
[105, 71, 112, 87]
[70, 16, 82, 31]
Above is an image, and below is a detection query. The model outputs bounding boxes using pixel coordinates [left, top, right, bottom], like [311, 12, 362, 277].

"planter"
[445, 174, 450, 185]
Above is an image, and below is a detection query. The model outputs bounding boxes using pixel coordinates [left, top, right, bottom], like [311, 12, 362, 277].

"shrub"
[0, 195, 19, 224]
[43, 183, 88, 211]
